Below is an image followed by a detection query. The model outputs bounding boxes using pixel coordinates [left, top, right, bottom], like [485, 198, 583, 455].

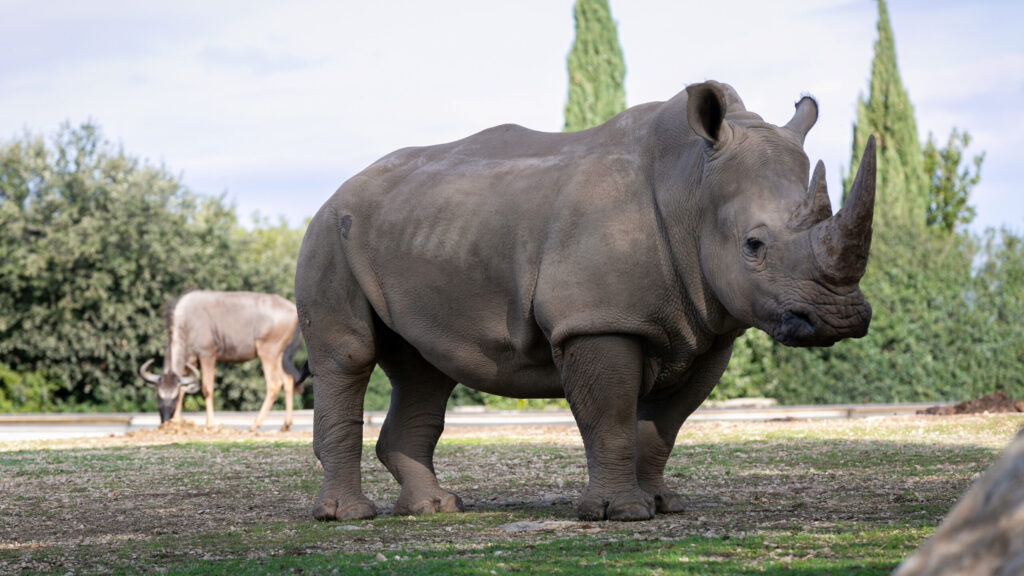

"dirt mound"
[920, 390, 1024, 415]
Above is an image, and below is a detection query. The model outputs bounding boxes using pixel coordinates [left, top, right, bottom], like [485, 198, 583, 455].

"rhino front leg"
[561, 334, 654, 521]
[635, 398, 687, 514]
[636, 337, 735, 514]
[376, 336, 462, 515]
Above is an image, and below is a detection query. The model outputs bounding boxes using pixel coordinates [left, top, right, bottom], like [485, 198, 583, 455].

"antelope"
[139, 290, 302, 431]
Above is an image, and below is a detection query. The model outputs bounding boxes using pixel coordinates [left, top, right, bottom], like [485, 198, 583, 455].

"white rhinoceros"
[295, 81, 876, 522]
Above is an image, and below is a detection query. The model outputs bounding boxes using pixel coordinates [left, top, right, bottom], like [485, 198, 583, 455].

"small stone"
[499, 520, 577, 532]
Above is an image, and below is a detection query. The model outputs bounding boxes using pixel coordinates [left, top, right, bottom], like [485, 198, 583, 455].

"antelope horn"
[179, 364, 201, 394]
[811, 135, 877, 283]
[139, 359, 161, 386]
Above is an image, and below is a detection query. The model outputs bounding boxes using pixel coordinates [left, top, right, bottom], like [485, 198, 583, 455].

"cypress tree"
[563, 0, 626, 132]
[720, 0, 1021, 406]
[844, 0, 927, 231]
[923, 128, 984, 233]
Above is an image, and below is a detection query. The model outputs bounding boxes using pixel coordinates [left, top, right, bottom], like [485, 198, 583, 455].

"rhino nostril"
[782, 310, 814, 335]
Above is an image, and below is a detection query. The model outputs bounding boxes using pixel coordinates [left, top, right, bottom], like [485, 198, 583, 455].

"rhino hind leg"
[304, 302, 379, 520]
[297, 207, 385, 521]
[561, 335, 655, 521]
[375, 332, 462, 516]
[309, 360, 377, 522]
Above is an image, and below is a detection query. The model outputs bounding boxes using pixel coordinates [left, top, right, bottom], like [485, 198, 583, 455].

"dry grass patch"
[1, 414, 1021, 574]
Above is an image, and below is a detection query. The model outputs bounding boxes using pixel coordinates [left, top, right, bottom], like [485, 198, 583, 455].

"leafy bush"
[2, 121, 1021, 414]
[0, 123, 307, 413]
[717, 226, 1024, 405]
[0, 362, 64, 412]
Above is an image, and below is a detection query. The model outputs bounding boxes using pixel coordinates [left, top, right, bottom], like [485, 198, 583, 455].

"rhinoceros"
[295, 80, 876, 522]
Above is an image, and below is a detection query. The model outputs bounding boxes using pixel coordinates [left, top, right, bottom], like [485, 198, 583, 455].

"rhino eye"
[744, 237, 765, 254]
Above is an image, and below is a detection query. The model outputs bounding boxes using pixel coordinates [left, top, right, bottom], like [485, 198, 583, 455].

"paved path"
[0, 401, 949, 442]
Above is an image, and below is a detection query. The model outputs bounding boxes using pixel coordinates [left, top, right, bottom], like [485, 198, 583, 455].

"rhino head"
[687, 82, 875, 347]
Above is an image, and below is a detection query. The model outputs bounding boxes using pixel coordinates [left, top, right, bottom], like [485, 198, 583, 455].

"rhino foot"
[651, 490, 685, 514]
[577, 488, 655, 521]
[312, 495, 377, 521]
[394, 489, 464, 516]
[639, 483, 686, 514]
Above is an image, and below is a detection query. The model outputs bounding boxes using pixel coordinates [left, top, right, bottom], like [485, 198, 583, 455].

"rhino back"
[318, 104, 687, 393]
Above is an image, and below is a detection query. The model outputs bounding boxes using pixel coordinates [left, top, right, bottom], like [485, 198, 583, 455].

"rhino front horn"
[811, 135, 876, 284]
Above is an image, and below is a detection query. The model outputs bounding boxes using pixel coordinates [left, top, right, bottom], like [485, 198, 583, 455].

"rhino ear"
[686, 82, 730, 147]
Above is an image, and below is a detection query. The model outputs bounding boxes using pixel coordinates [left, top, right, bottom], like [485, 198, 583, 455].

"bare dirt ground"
[919, 390, 1024, 415]
[1, 413, 1022, 573]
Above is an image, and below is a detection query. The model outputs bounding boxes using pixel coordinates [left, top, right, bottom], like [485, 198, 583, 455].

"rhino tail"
[282, 329, 305, 393]
[294, 361, 312, 395]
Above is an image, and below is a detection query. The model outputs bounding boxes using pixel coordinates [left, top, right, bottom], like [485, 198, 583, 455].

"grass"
[111, 529, 928, 575]
[1, 414, 1021, 575]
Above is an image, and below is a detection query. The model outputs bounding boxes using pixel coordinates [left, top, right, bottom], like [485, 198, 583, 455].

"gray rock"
[893, 427, 1024, 575]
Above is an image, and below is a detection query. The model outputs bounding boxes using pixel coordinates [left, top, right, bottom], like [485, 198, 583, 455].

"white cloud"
[1, 0, 1021, 231]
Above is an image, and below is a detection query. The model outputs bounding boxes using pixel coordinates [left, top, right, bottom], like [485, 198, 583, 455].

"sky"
[2, 0, 1022, 233]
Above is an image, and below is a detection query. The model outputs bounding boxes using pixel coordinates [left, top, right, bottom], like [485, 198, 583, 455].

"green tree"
[0, 122, 313, 412]
[0, 362, 62, 413]
[969, 229, 1024, 391]
[844, 0, 927, 232]
[723, 0, 943, 405]
[924, 127, 983, 233]
[784, 0, 953, 403]
[715, 0, 1024, 406]
[234, 214, 307, 300]
[0, 123, 248, 410]
[771, 232, 983, 404]
[563, 0, 626, 132]
[712, 330, 777, 401]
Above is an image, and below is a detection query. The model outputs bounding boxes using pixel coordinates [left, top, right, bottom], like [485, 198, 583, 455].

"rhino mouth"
[772, 309, 829, 347]
[778, 310, 815, 343]
[771, 302, 871, 348]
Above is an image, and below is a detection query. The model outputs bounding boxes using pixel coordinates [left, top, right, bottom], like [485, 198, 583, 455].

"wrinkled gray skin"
[295, 81, 877, 522]
[139, 290, 302, 431]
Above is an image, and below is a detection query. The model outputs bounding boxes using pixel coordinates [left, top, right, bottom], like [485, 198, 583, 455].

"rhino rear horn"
[811, 135, 876, 283]
[790, 160, 833, 229]
[784, 96, 818, 144]
[807, 160, 833, 222]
